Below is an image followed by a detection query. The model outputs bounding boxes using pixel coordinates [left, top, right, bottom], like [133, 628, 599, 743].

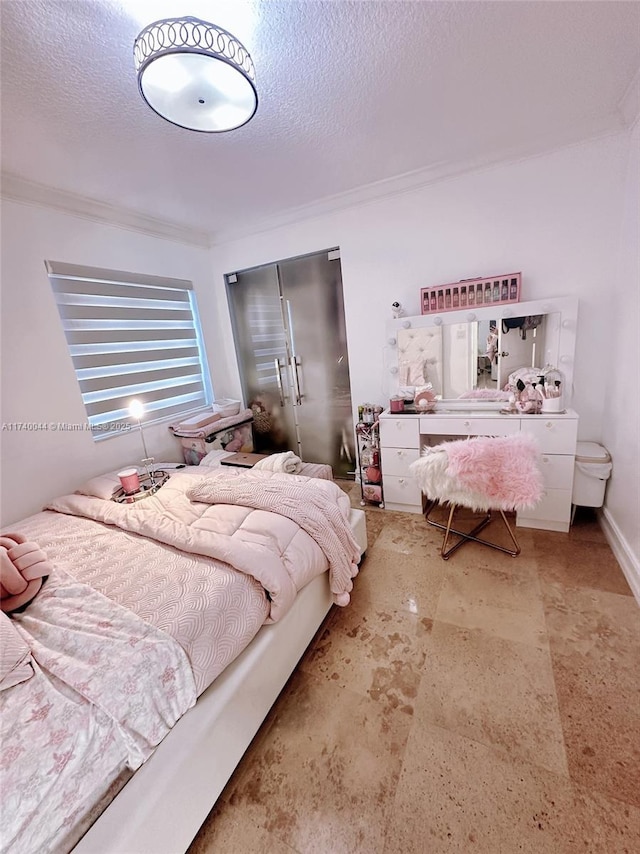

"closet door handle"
[290, 355, 303, 405]
[274, 358, 286, 407]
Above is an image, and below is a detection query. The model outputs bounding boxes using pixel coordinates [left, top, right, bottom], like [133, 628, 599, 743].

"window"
[47, 261, 212, 439]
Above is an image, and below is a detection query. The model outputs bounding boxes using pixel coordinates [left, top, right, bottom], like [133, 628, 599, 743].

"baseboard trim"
[599, 508, 640, 605]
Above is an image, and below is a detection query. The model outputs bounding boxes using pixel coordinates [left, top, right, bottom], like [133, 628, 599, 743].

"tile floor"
[189, 485, 639, 853]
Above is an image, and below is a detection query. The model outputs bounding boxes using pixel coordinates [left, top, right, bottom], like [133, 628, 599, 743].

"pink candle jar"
[118, 467, 140, 494]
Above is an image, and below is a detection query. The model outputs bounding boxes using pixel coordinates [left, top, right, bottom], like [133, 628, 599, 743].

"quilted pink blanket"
[189, 474, 361, 606]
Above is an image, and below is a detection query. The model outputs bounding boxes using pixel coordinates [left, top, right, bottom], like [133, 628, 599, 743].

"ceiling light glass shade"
[134, 17, 257, 133]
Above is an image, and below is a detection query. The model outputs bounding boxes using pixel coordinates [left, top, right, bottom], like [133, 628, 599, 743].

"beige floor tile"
[436, 559, 548, 648]
[372, 512, 442, 555]
[416, 620, 569, 776]
[214, 670, 412, 854]
[544, 584, 640, 806]
[383, 721, 640, 854]
[349, 545, 446, 617]
[300, 596, 433, 716]
[534, 534, 632, 596]
[188, 807, 298, 853]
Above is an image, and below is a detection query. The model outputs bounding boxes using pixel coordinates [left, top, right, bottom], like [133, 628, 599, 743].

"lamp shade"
[128, 399, 144, 420]
[134, 17, 257, 133]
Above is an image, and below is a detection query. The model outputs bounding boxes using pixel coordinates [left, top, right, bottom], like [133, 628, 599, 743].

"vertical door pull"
[274, 358, 286, 406]
[290, 355, 303, 405]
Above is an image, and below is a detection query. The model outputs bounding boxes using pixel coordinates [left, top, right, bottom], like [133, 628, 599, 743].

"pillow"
[0, 612, 34, 691]
[75, 470, 125, 500]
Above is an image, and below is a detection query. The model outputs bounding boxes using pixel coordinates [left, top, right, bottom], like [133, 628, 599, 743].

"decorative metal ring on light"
[134, 17, 258, 133]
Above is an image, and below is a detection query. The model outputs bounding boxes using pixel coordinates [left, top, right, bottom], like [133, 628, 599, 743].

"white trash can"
[572, 442, 612, 510]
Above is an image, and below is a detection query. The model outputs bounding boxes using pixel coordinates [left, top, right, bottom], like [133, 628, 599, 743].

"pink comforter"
[48, 468, 356, 622]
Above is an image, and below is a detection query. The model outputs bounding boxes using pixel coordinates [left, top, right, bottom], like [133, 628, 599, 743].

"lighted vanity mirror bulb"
[433, 316, 443, 326]
[401, 320, 411, 329]
[388, 337, 397, 346]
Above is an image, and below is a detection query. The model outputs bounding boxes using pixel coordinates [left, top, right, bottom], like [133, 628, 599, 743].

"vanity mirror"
[385, 296, 578, 409]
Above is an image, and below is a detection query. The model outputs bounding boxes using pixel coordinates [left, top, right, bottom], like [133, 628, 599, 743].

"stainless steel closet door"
[226, 264, 298, 453]
[277, 252, 355, 475]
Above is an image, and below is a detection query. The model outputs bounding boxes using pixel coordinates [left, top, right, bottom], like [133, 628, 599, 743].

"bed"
[1, 465, 367, 854]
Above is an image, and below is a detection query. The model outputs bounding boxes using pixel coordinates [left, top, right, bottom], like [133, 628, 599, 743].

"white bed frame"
[73, 508, 367, 854]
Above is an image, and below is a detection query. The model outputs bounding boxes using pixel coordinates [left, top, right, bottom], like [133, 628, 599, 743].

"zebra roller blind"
[47, 261, 212, 438]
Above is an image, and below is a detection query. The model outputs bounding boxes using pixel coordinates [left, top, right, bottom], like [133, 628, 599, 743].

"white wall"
[209, 133, 629, 443]
[0, 201, 224, 525]
[602, 120, 640, 583]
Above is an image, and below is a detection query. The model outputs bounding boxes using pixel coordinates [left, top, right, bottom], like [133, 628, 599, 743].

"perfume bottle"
[484, 282, 492, 302]
[460, 285, 467, 307]
[453, 287, 459, 307]
[445, 288, 452, 308]
[510, 278, 518, 300]
[437, 290, 444, 309]
[501, 279, 509, 301]
[476, 283, 483, 304]
[422, 291, 429, 313]
[493, 280, 500, 301]
[430, 291, 437, 311]
[468, 285, 475, 305]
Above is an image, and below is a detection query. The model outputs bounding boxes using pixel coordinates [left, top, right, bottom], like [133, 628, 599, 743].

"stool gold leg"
[499, 511, 521, 557]
[441, 504, 456, 560]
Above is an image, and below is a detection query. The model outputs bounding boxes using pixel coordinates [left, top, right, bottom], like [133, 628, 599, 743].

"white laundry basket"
[572, 442, 612, 510]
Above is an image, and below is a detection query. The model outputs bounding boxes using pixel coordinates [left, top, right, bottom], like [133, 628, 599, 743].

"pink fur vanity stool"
[410, 434, 544, 559]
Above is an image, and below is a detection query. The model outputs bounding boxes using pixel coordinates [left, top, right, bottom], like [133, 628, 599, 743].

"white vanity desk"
[379, 408, 578, 531]
[381, 295, 580, 532]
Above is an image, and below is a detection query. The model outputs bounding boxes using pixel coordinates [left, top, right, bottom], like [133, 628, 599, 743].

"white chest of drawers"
[379, 409, 579, 532]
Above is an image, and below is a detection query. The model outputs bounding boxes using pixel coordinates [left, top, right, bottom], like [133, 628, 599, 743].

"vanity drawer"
[538, 454, 575, 490]
[380, 417, 420, 449]
[383, 474, 422, 509]
[517, 487, 572, 527]
[381, 446, 421, 478]
[521, 417, 578, 454]
[419, 416, 521, 438]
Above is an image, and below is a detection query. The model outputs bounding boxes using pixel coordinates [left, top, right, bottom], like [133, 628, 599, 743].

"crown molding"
[210, 113, 626, 247]
[619, 67, 640, 128]
[0, 174, 212, 248]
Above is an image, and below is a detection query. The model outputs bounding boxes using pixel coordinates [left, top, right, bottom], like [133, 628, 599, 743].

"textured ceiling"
[2, 0, 639, 242]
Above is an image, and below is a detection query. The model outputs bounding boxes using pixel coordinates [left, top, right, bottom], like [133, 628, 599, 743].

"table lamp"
[128, 398, 156, 486]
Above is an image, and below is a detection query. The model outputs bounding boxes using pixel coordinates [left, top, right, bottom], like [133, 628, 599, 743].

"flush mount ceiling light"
[134, 16, 257, 133]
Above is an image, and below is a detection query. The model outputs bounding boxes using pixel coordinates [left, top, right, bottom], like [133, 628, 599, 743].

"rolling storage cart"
[356, 419, 384, 508]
